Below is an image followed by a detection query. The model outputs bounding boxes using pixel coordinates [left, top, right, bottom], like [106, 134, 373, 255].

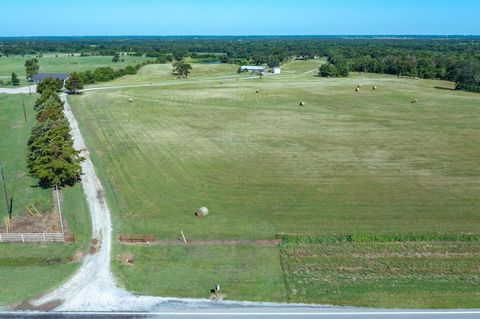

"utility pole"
[21, 94, 27, 122]
[27, 76, 32, 95]
[56, 185, 65, 234]
[0, 161, 11, 221]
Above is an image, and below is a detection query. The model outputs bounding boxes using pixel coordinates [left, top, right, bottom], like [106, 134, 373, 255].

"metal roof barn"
[240, 66, 266, 72]
[31, 73, 70, 82]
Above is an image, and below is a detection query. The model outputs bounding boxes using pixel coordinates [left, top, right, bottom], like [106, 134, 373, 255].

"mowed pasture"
[69, 61, 480, 305]
[0, 95, 91, 305]
[70, 62, 480, 239]
[0, 54, 150, 86]
[0, 94, 52, 217]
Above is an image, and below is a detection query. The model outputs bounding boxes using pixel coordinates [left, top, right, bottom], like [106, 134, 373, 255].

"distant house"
[239, 66, 266, 73]
[272, 67, 281, 74]
[31, 73, 70, 84]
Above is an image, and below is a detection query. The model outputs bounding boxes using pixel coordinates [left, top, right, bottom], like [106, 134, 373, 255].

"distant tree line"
[75, 59, 156, 85]
[319, 46, 480, 92]
[27, 88, 84, 188]
[1, 36, 478, 92]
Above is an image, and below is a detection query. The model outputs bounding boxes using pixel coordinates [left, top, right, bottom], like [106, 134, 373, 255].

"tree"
[36, 77, 63, 94]
[34, 89, 62, 111]
[112, 53, 120, 62]
[93, 67, 115, 82]
[27, 92, 84, 188]
[449, 60, 480, 93]
[11, 72, 20, 86]
[27, 119, 83, 188]
[319, 64, 338, 77]
[172, 61, 192, 78]
[65, 72, 84, 94]
[172, 49, 188, 61]
[25, 58, 39, 80]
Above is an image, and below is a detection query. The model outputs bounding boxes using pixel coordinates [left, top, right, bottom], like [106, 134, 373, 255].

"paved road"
[1, 309, 480, 319]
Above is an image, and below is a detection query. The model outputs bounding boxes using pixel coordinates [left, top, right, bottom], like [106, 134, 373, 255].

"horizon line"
[1, 34, 480, 38]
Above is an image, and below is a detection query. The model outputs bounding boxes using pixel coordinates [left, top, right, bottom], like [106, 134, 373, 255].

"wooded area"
[1, 36, 479, 92]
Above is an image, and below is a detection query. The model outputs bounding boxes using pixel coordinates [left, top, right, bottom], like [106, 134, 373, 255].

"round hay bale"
[357, 84, 362, 88]
[219, 81, 223, 85]
[195, 206, 209, 218]
[372, 86, 377, 90]
[256, 90, 260, 93]
[355, 87, 360, 92]
[299, 101, 305, 106]
[128, 98, 133, 102]
[411, 98, 418, 103]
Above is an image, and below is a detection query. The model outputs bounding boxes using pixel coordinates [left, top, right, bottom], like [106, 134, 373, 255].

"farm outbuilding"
[272, 67, 281, 74]
[31, 73, 70, 84]
[239, 66, 266, 73]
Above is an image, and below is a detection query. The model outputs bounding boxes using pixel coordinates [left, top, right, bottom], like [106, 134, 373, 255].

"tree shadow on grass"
[434, 86, 455, 91]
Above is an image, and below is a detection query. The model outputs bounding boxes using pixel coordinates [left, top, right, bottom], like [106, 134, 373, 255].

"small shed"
[272, 67, 281, 74]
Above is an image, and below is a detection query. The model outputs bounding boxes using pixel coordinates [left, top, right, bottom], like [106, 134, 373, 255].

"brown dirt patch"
[120, 252, 135, 266]
[129, 239, 282, 247]
[0, 212, 61, 233]
[14, 299, 63, 311]
[209, 293, 226, 301]
[70, 250, 84, 263]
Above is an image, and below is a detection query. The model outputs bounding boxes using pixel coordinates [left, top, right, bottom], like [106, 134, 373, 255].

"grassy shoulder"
[280, 240, 480, 308]
[0, 94, 51, 217]
[112, 244, 286, 302]
[0, 94, 91, 306]
[0, 183, 90, 306]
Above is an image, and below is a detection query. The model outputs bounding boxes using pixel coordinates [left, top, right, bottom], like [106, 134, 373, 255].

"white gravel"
[0, 85, 36, 94]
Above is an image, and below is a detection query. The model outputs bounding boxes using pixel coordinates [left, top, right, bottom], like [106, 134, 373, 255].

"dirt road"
[0, 85, 36, 94]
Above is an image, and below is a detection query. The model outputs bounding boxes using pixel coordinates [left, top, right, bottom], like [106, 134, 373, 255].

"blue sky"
[0, 0, 479, 36]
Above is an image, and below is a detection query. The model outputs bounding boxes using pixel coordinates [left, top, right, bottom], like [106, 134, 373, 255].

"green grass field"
[67, 60, 480, 306]
[280, 241, 480, 308]
[0, 94, 90, 306]
[0, 54, 150, 86]
[0, 94, 52, 217]
[113, 244, 286, 302]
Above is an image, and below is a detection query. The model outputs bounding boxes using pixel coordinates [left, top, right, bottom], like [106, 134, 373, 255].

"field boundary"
[119, 235, 281, 247]
[0, 232, 74, 243]
[278, 233, 480, 244]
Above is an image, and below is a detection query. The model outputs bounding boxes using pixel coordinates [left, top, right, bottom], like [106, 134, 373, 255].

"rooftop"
[240, 66, 266, 70]
[31, 73, 70, 81]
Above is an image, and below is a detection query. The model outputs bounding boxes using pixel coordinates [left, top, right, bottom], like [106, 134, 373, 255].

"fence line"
[0, 232, 74, 243]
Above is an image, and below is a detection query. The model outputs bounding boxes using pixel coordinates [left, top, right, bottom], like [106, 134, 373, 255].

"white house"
[272, 67, 281, 74]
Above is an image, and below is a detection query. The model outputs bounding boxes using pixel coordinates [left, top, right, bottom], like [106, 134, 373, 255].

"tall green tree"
[65, 72, 84, 94]
[172, 61, 192, 78]
[11, 72, 20, 85]
[319, 64, 338, 77]
[112, 53, 120, 62]
[450, 60, 480, 93]
[36, 77, 63, 94]
[27, 93, 83, 188]
[25, 58, 40, 80]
